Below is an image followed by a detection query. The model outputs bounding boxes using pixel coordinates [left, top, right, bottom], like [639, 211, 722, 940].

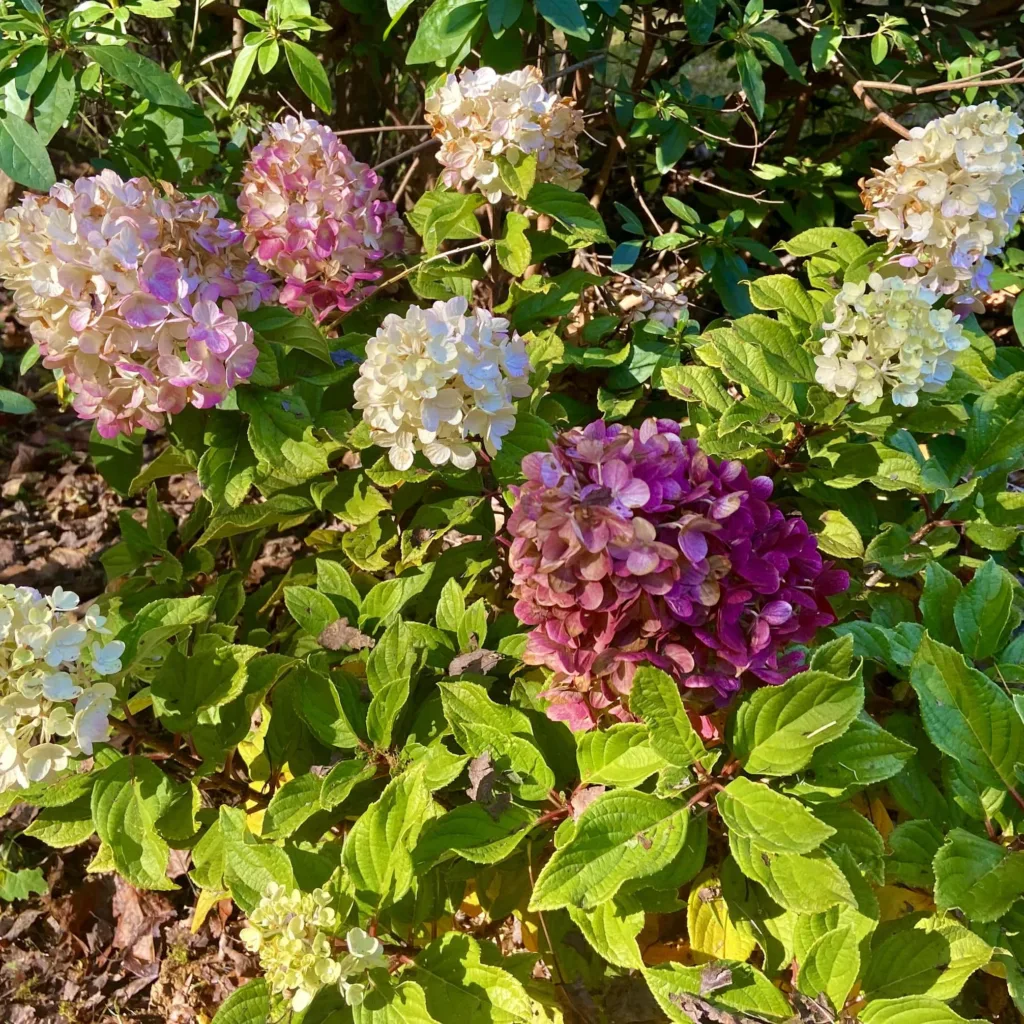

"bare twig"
[373, 137, 438, 172]
[543, 54, 605, 85]
[688, 174, 784, 204]
[333, 124, 431, 136]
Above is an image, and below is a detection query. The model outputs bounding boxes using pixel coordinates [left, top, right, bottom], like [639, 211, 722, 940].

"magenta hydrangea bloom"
[507, 419, 849, 730]
[238, 117, 406, 322]
[0, 171, 277, 438]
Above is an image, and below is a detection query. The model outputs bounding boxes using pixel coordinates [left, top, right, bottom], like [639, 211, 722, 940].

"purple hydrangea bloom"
[506, 419, 849, 730]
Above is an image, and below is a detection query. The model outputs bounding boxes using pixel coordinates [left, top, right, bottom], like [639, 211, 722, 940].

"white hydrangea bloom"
[860, 102, 1024, 296]
[354, 297, 532, 471]
[239, 884, 341, 1012]
[813, 272, 969, 407]
[425, 65, 585, 203]
[613, 270, 690, 328]
[0, 585, 120, 792]
[337, 927, 389, 1007]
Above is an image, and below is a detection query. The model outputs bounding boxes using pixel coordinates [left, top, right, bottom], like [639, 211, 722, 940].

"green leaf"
[226, 43, 259, 105]
[535, 0, 589, 39]
[860, 997, 985, 1024]
[529, 790, 690, 911]
[406, 0, 485, 64]
[966, 372, 1024, 473]
[735, 47, 765, 120]
[886, 820, 944, 888]
[197, 413, 257, 510]
[91, 757, 181, 891]
[798, 925, 860, 1010]
[686, 869, 757, 961]
[32, 54, 76, 143]
[352, 979, 442, 1023]
[577, 724, 668, 788]
[24, 797, 96, 848]
[789, 714, 915, 802]
[644, 961, 792, 1023]
[283, 40, 332, 112]
[0, 865, 47, 901]
[317, 558, 361, 611]
[321, 758, 375, 809]
[953, 558, 1015, 659]
[491, 411, 555, 486]
[257, 39, 279, 74]
[219, 806, 294, 914]
[811, 25, 841, 71]
[211, 978, 269, 1024]
[920, 562, 962, 642]
[496, 210, 532, 276]
[284, 585, 340, 638]
[117, 595, 214, 668]
[0, 386, 35, 414]
[242, 306, 333, 364]
[360, 564, 435, 630]
[934, 828, 1024, 923]
[436, 578, 466, 634]
[716, 778, 834, 854]
[417, 932, 534, 1023]
[729, 832, 856, 913]
[366, 621, 418, 748]
[870, 31, 889, 65]
[197, 493, 314, 544]
[261, 774, 324, 840]
[415, 803, 535, 867]
[683, 0, 717, 44]
[440, 681, 555, 799]
[909, 635, 1024, 804]
[747, 274, 817, 322]
[342, 770, 435, 906]
[0, 108, 54, 192]
[661, 365, 732, 413]
[79, 44, 194, 108]
[816, 510, 864, 559]
[296, 664, 364, 749]
[629, 664, 706, 766]
[730, 668, 864, 776]
[525, 183, 609, 244]
[862, 914, 992, 1001]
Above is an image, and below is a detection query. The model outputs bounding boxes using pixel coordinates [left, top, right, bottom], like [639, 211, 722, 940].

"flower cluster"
[239, 885, 341, 1012]
[354, 297, 531, 470]
[814, 272, 969, 407]
[860, 102, 1024, 296]
[238, 117, 406, 321]
[425, 65, 584, 203]
[611, 270, 690, 329]
[507, 420, 848, 729]
[0, 171, 275, 438]
[0, 585, 121, 792]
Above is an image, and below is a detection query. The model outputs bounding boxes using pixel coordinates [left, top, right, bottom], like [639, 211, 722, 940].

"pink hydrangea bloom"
[0, 171, 276, 438]
[507, 419, 849, 730]
[238, 117, 406, 322]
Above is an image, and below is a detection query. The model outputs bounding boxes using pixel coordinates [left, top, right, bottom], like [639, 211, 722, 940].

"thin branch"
[688, 174, 784, 205]
[334, 124, 431, 136]
[373, 137, 438, 172]
[543, 54, 605, 84]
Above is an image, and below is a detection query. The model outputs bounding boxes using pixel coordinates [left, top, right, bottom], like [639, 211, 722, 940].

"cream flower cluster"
[425, 65, 585, 203]
[0, 585, 122, 793]
[238, 117, 406, 321]
[240, 885, 340, 1012]
[814, 272, 969, 407]
[613, 270, 690, 328]
[0, 171, 276, 438]
[239, 885, 387, 1011]
[860, 102, 1024, 296]
[353, 297, 532, 471]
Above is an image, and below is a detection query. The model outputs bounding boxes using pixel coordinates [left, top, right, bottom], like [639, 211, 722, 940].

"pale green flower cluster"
[239, 884, 387, 1011]
[0, 585, 121, 792]
[814, 272, 969, 407]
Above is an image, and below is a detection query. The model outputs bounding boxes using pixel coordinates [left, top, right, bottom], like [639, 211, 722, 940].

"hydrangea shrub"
[2, 8, 1024, 1024]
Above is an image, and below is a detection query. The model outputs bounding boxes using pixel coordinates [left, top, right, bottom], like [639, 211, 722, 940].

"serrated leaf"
[798, 925, 860, 1011]
[933, 828, 1024, 923]
[415, 803, 535, 867]
[716, 778, 834, 854]
[211, 978, 269, 1024]
[644, 961, 793, 1023]
[910, 635, 1024, 805]
[686, 869, 757, 962]
[920, 562, 962, 642]
[261, 774, 323, 840]
[731, 668, 864, 776]
[953, 558, 1015, 659]
[284, 585, 340, 638]
[629, 665, 706, 767]
[816, 510, 864, 559]
[577, 723, 668, 787]
[568, 895, 645, 969]
[860, 997, 985, 1024]
[529, 790, 689, 911]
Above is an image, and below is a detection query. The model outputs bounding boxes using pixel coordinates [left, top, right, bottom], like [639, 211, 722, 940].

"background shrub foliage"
[2, 0, 1024, 1022]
